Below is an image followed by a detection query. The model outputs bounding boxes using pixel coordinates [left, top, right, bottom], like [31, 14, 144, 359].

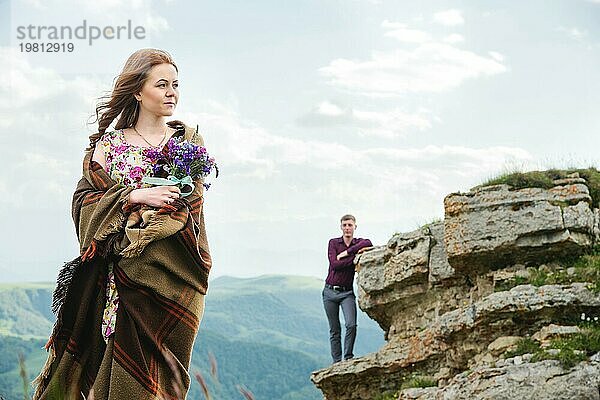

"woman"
[33, 48, 212, 399]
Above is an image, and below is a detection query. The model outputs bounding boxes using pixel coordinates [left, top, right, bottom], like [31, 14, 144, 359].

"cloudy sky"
[1, 0, 599, 283]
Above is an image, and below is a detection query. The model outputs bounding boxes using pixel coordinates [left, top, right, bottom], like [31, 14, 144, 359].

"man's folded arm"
[328, 239, 355, 270]
[346, 239, 373, 256]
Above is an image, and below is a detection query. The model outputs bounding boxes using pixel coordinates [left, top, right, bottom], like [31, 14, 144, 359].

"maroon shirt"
[326, 237, 373, 288]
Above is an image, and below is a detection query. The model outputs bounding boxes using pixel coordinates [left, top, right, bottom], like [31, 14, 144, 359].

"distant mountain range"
[0, 275, 385, 400]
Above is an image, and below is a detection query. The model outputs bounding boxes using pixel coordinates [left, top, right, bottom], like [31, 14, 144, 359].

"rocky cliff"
[311, 172, 600, 400]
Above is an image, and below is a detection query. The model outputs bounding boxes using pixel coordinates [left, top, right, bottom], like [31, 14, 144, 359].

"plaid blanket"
[33, 121, 212, 399]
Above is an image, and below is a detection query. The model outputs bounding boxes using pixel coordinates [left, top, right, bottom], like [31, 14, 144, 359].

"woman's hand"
[336, 250, 349, 260]
[129, 186, 181, 208]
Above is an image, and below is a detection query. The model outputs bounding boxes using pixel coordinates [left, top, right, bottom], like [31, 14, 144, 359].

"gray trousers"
[322, 286, 357, 362]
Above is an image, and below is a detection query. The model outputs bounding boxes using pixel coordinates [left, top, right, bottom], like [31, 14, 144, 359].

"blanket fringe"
[33, 255, 84, 398]
[31, 343, 56, 400]
[51, 256, 82, 315]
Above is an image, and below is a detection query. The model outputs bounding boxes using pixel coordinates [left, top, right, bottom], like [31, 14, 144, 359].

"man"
[323, 214, 373, 363]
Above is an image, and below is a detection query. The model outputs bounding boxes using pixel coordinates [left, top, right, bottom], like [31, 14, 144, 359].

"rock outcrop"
[397, 356, 600, 400]
[311, 173, 600, 399]
[444, 179, 596, 274]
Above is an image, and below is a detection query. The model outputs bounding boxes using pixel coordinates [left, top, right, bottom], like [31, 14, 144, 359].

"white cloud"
[14, 0, 163, 16]
[384, 25, 432, 43]
[298, 101, 431, 138]
[381, 20, 406, 30]
[351, 109, 431, 137]
[558, 26, 587, 41]
[433, 9, 465, 26]
[0, 48, 107, 207]
[177, 101, 532, 199]
[177, 106, 278, 178]
[351, 0, 382, 4]
[316, 18, 507, 142]
[320, 42, 506, 96]
[11, 0, 171, 38]
[143, 14, 171, 34]
[19, 152, 72, 173]
[0, 148, 79, 207]
[0, 179, 18, 207]
[317, 101, 345, 117]
[307, 143, 534, 221]
[185, 100, 532, 187]
[202, 106, 533, 230]
[381, 20, 434, 44]
[2, 47, 62, 108]
[1, 47, 103, 110]
[443, 33, 464, 44]
[174, 103, 369, 182]
[319, 20, 506, 97]
[15, 0, 45, 10]
[488, 51, 504, 62]
[363, 145, 532, 167]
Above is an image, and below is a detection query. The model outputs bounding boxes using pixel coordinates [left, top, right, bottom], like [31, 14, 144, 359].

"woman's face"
[135, 63, 179, 117]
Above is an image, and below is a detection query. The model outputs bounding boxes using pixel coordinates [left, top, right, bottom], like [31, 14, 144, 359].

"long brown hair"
[87, 48, 178, 151]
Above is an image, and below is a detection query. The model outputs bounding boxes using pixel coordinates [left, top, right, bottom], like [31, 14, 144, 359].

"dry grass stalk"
[194, 371, 211, 400]
[18, 353, 29, 400]
[236, 384, 256, 400]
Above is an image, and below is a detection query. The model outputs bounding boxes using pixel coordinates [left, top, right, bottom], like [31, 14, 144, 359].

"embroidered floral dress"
[98, 129, 158, 343]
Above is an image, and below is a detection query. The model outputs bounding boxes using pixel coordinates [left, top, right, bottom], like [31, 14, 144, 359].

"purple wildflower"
[145, 136, 217, 189]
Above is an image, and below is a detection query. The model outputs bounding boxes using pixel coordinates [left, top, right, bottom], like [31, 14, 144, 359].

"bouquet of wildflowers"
[143, 136, 218, 196]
